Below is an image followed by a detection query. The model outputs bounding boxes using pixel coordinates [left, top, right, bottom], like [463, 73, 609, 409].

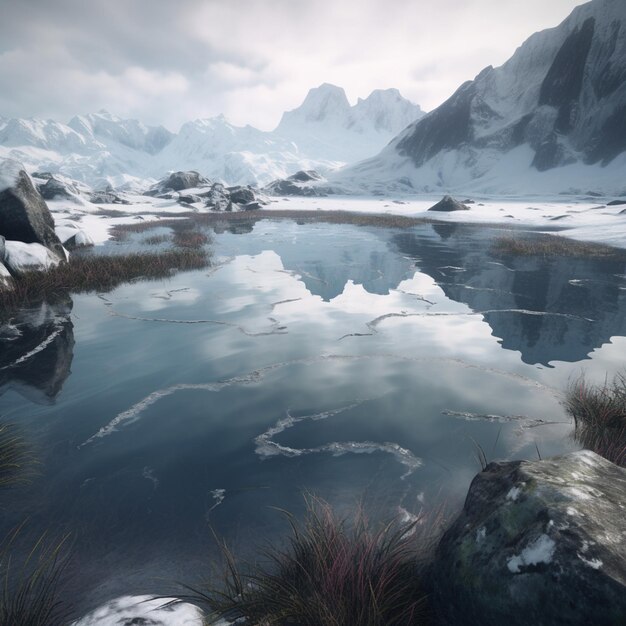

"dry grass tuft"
[565, 374, 626, 466]
[492, 234, 626, 260]
[0, 525, 72, 626]
[0, 249, 209, 317]
[178, 497, 438, 626]
[0, 423, 35, 489]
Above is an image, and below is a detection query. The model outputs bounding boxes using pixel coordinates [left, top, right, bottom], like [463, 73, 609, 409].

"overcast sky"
[0, 0, 588, 131]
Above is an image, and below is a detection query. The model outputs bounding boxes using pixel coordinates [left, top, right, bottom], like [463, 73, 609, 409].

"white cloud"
[0, 0, 588, 130]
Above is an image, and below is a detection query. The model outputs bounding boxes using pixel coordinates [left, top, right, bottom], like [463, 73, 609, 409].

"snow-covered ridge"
[0, 85, 423, 189]
[332, 0, 626, 196]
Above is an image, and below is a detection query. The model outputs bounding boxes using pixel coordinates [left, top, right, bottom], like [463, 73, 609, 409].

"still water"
[1, 218, 625, 612]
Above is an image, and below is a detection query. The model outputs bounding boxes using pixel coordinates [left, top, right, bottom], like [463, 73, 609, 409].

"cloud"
[0, 0, 588, 131]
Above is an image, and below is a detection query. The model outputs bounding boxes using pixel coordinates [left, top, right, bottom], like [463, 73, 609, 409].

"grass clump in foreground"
[565, 374, 626, 466]
[0, 249, 209, 316]
[0, 526, 71, 626]
[181, 497, 435, 626]
[0, 423, 35, 489]
[492, 233, 626, 260]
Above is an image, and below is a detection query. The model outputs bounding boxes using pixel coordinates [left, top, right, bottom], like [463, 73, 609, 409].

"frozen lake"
[1, 216, 626, 616]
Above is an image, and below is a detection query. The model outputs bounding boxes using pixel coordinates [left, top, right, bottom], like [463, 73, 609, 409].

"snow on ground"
[47, 191, 626, 251]
[267, 195, 626, 248]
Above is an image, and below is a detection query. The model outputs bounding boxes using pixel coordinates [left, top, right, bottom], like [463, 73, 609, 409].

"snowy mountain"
[275, 84, 423, 163]
[333, 0, 626, 196]
[68, 111, 174, 155]
[0, 112, 171, 190]
[0, 86, 422, 189]
[151, 115, 341, 186]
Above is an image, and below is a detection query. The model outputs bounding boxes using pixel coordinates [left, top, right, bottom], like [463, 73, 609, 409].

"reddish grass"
[0, 249, 209, 317]
[492, 234, 626, 260]
[179, 497, 438, 626]
[172, 229, 210, 249]
[565, 374, 626, 466]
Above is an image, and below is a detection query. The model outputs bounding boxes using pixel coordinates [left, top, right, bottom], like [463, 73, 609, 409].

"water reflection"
[393, 227, 626, 365]
[1, 218, 626, 614]
[212, 221, 417, 301]
[0, 299, 74, 403]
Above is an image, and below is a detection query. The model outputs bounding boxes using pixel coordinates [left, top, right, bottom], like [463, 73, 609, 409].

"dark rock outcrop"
[227, 186, 256, 205]
[177, 194, 202, 205]
[0, 160, 65, 259]
[435, 451, 626, 626]
[607, 199, 626, 206]
[264, 170, 331, 197]
[201, 183, 267, 211]
[89, 191, 130, 205]
[162, 170, 208, 192]
[39, 177, 78, 200]
[289, 170, 323, 182]
[347, 0, 626, 190]
[427, 195, 470, 212]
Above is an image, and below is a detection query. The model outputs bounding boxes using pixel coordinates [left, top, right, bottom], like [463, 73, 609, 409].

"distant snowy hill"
[151, 115, 342, 186]
[0, 86, 423, 189]
[333, 0, 626, 196]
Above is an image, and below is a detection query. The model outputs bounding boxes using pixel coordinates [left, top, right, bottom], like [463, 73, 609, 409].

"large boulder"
[89, 190, 130, 205]
[162, 170, 208, 192]
[0, 159, 66, 259]
[227, 185, 256, 205]
[435, 451, 626, 625]
[265, 179, 324, 197]
[203, 182, 230, 211]
[427, 195, 470, 212]
[39, 177, 78, 201]
[289, 170, 323, 182]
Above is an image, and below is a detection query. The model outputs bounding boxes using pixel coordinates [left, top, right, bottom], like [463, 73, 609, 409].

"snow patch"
[578, 555, 603, 570]
[4, 240, 61, 272]
[506, 486, 523, 501]
[71, 595, 204, 626]
[0, 157, 25, 192]
[507, 534, 556, 573]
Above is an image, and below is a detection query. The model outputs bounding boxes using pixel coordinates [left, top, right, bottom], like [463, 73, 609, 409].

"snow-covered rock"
[3, 240, 63, 272]
[149, 170, 211, 194]
[71, 595, 205, 626]
[0, 260, 13, 290]
[39, 176, 80, 201]
[201, 182, 268, 211]
[334, 0, 626, 196]
[0, 158, 66, 259]
[435, 451, 626, 625]
[56, 223, 95, 249]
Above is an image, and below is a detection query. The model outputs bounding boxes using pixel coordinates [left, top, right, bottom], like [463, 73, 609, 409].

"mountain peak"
[287, 83, 352, 124]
